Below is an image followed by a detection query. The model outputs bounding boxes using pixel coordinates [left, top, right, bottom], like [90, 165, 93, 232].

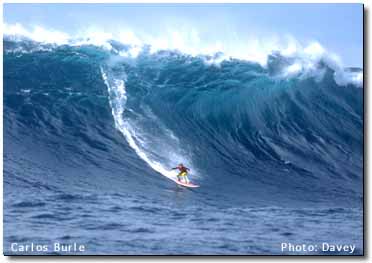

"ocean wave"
[4, 23, 362, 87]
[4, 36, 363, 206]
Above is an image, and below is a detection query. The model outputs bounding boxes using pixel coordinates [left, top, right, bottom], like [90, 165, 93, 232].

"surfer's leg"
[178, 172, 185, 182]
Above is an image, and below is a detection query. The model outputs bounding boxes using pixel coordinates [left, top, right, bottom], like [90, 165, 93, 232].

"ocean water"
[3, 38, 363, 255]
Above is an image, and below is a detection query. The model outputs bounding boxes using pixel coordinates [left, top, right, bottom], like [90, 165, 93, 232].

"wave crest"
[3, 22, 362, 88]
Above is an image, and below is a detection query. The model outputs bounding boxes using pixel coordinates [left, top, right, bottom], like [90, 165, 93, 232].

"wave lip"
[267, 45, 363, 87]
[4, 23, 363, 88]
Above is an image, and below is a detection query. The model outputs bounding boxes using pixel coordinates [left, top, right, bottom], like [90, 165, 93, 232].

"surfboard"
[171, 178, 200, 188]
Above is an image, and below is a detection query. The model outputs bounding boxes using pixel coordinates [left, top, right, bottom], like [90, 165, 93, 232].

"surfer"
[172, 163, 190, 184]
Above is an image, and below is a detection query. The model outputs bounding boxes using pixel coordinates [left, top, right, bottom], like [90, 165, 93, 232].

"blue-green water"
[4, 39, 363, 255]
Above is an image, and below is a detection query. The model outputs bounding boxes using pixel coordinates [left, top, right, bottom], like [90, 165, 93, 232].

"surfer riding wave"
[172, 163, 190, 184]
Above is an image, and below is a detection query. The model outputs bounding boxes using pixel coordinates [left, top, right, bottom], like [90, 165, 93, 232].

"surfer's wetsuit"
[172, 164, 190, 183]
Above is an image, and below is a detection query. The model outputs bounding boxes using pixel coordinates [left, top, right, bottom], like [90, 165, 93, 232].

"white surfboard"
[169, 177, 200, 188]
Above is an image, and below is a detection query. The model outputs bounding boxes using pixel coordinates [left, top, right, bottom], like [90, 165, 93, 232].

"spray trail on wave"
[101, 67, 196, 181]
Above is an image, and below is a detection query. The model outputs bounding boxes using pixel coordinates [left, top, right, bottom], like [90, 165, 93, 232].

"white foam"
[5, 23, 362, 87]
[101, 68, 196, 181]
[334, 70, 363, 87]
[278, 41, 363, 87]
[4, 23, 70, 45]
[72, 28, 114, 50]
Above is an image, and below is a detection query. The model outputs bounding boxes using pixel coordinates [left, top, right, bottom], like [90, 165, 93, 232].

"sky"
[4, 3, 363, 67]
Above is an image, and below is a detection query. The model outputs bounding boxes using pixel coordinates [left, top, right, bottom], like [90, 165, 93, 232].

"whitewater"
[3, 26, 363, 255]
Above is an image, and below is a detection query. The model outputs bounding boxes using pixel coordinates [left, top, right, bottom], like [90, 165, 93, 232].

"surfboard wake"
[101, 68, 199, 186]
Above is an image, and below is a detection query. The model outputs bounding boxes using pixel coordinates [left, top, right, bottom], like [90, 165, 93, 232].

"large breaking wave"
[4, 27, 363, 207]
